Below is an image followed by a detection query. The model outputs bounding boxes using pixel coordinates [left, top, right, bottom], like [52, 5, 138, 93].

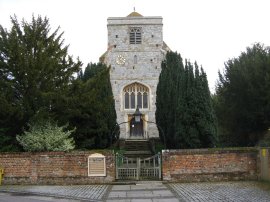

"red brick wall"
[0, 151, 115, 185]
[162, 148, 258, 182]
[0, 148, 261, 184]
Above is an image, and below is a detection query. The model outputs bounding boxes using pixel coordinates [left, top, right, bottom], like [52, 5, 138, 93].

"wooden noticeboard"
[88, 153, 106, 176]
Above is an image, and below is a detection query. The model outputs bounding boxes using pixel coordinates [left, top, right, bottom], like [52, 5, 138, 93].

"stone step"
[124, 151, 152, 155]
[124, 140, 151, 152]
[124, 151, 153, 158]
[121, 140, 153, 158]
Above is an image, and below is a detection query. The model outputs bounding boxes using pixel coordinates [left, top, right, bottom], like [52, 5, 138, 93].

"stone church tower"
[100, 11, 170, 140]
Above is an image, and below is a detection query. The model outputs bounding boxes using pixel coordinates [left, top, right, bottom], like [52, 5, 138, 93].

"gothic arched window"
[131, 92, 135, 109]
[130, 28, 142, 44]
[143, 92, 148, 108]
[125, 92, 129, 109]
[124, 83, 149, 109]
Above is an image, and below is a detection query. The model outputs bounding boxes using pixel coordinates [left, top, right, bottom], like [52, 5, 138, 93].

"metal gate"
[116, 153, 161, 180]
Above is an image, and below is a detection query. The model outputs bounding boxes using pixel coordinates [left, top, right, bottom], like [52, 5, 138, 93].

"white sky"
[1, 0, 270, 93]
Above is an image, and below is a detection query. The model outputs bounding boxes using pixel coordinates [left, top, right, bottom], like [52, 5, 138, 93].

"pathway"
[0, 181, 270, 201]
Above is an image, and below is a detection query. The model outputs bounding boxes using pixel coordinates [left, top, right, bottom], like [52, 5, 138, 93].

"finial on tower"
[127, 9, 143, 17]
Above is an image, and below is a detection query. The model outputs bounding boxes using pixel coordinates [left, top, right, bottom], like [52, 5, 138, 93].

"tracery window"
[124, 83, 149, 109]
[130, 27, 142, 44]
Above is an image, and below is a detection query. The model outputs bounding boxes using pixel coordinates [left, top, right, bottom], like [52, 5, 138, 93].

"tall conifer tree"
[215, 43, 270, 146]
[156, 52, 217, 148]
[57, 63, 117, 149]
[0, 16, 81, 150]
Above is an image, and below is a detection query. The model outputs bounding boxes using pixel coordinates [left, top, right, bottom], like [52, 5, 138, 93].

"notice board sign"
[88, 153, 106, 176]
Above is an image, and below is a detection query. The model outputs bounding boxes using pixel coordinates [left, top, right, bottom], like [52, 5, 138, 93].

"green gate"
[116, 153, 161, 180]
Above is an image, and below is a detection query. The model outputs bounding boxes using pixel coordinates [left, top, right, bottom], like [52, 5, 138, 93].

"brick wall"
[0, 148, 263, 185]
[162, 148, 258, 182]
[0, 151, 115, 185]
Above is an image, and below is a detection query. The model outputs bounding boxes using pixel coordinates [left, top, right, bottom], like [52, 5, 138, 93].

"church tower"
[101, 11, 170, 140]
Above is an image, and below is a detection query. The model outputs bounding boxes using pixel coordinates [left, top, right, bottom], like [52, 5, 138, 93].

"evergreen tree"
[82, 62, 105, 81]
[0, 15, 81, 150]
[156, 52, 185, 148]
[57, 63, 117, 149]
[194, 65, 217, 147]
[215, 43, 270, 146]
[156, 52, 217, 149]
[177, 60, 201, 148]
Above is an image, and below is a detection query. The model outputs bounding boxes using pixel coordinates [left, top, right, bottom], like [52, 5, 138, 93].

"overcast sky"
[1, 0, 270, 92]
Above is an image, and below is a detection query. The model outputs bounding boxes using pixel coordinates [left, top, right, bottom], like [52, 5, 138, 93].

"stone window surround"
[123, 82, 150, 110]
[129, 27, 142, 44]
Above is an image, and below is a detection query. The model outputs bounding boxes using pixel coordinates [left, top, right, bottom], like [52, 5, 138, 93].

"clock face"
[116, 55, 126, 65]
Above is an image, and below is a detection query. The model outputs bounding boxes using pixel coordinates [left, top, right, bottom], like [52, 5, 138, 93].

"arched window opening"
[137, 92, 142, 108]
[143, 92, 148, 108]
[131, 92, 135, 109]
[123, 83, 149, 110]
[125, 92, 129, 109]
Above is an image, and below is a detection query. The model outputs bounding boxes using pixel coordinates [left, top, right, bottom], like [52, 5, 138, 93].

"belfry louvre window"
[124, 83, 149, 109]
[130, 27, 142, 44]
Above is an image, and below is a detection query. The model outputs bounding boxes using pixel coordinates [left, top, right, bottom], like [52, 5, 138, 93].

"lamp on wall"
[132, 106, 167, 149]
[111, 106, 142, 146]
[133, 106, 142, 123]
[111, 105, 167, 149]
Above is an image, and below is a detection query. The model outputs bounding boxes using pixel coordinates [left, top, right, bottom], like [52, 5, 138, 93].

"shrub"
[16, 120, 75, 152]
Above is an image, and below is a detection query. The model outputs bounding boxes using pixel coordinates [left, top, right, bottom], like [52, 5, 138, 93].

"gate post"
[136, 158, 140, 180]
[115, 153, 119, 179]
[158, 152, 162, 179]
[0, 168, 4, 185]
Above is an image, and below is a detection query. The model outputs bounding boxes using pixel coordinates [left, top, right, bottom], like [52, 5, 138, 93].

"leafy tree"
[16, 120, 75, 152]
[156, 52, 217, 149]
[0, 15, 81, 150]
[215, 43, 270, 146]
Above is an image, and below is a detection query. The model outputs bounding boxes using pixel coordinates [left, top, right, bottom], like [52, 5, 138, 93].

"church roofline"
[107, 16, 162, 20]
[107, 16, 163, 26]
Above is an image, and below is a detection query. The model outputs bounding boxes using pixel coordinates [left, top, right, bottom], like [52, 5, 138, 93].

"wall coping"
[0, 150, 114, 157]
[162, 147, 259, 155]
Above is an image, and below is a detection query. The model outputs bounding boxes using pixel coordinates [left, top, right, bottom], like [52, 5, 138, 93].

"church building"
[100, 11, 170, 140]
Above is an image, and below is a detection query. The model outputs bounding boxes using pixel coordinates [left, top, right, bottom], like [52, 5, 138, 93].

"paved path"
[0, 181, 270, 201]
[0, 185, 107, 201]
[0, 192, 79, 202]
[169, 181, 270, 202]
[107, 181, 178, 202]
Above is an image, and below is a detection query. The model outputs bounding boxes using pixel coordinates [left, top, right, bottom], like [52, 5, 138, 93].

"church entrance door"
[130, 117, 143, 137]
